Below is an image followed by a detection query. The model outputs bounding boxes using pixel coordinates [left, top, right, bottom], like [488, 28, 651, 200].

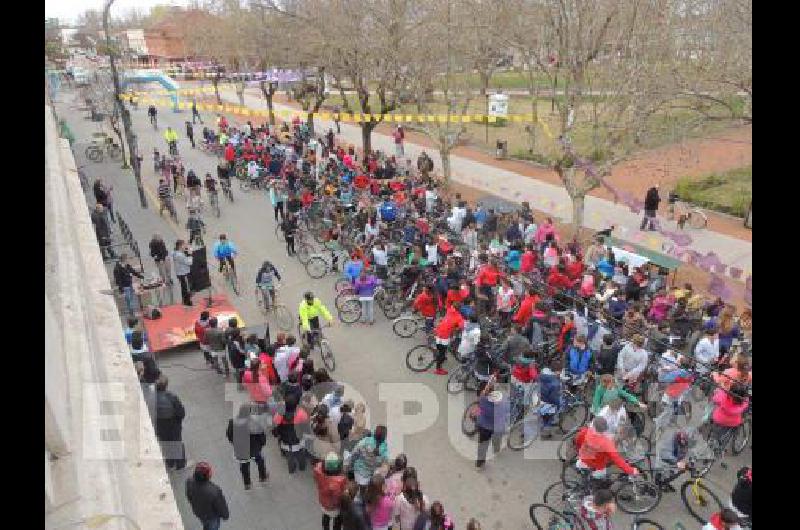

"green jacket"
[591, 384, 639, 415]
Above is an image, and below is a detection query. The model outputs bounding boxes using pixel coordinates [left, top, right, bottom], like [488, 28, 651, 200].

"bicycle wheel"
[615, 480, 661, 514]
[382, 299, 404, 320]
[256, 288, 267, 314]
[732, 420, 750, 455]
[507, 415, 541, 450]
[334, 289, 355, 311]
[405, 344, 436, 372]
[85, 145, 103, 162]
[227, 269, 240, 296]
[680, 480, 723, 524]
[107, 144, 122, 161]
[446, 365, 468, 394]
[305, 257, 328, 279]
[275, 224, 286, 242]
[461, 400, 480, 436]
[632, 519, 665, 530]
[274, 305, 292, 331]
[543, 480, 583, 512]
[557, 428, 580, 463]
[338, 298, 362, 324]
[558, 402, 588, 433]
[320, 339, 336, 371]
[240, 180, 251, 192]
[294, 241, 311, 264]
[529, 503, 582, 530]
[392, 316, 420, 338]
[335, 277, 353, 293]
[689, 210, 708, 229]
[212, 197, 221, 218]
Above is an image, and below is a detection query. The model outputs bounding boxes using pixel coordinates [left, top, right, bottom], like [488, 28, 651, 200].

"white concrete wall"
[44, 105, 184, 529]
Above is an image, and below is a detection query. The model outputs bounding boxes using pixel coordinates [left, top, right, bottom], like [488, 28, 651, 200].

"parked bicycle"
[85, 133, 122, 163]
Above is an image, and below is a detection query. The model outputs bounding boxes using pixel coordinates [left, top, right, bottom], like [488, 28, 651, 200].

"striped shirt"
[157, 183, 171, 200]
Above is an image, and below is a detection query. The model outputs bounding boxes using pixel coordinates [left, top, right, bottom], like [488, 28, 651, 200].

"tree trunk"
[479, 70, 490, 97]
[110, 119, 127, 169]
[361, 122, 375, 158]
[571, 193, 586, 236]
[306, 112, 315, 137]
[260, 81, 276, 126]
[236, 81, 246, 107]
[440, 145, 451, 182]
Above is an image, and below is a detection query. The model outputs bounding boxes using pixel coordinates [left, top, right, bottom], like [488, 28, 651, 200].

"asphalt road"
[53, 84, 749, 530]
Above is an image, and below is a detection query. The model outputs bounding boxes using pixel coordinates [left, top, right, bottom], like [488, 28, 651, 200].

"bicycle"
[507, 384, 590, 450]
[668, 200, 708, 230]
[220, 179, 234, 202]
[528, 503, 584, 530]
[220, 260, 240, 296]
[85, 133, 122, 163]
[301, 322, 335, 371]
[255, 284, 291, 331]
[392, 314, 429, 338]
[546, 466, 661, 515]
[305, 247, 350, 279]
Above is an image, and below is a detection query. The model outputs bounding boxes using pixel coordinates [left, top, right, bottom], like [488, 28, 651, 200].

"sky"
[45, 0, 189, 25]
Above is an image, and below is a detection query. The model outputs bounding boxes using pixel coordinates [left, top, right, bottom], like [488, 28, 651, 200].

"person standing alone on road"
[186, 121, 195, 149]
[186, 462, 230, 530]
[226, 403, 269, 490]
[191, 98, 203, 124]
[640, 184, 661, 231]
[394, 125, 405, 157]
[155, 375, 188, 471]
[91, 203, 115, 260]
[172, 239, 193, 306]
[113, 253, 144, 317]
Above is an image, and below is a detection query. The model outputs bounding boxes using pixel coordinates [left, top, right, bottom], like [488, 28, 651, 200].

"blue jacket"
[213, 240, 237, 259]
[505, 250, 521, 272]
[379, 201, 397, 222]
[403, 225, 417, 244]
[344, 260, 364, 283]
[597, 259, 614, 278]
[539, 371, 562, 406]
[608, 297, 628, 320]
[567, 346, 592, 376]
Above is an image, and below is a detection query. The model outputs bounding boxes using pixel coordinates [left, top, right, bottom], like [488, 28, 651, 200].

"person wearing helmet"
[213, 233, 238, 274]
[255, 260, 282, 310]
[185, 462, 230, 529]
[299, 291, 333, 347]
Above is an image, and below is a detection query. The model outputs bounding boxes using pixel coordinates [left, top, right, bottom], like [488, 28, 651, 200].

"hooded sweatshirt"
[711, 388, 749, 427]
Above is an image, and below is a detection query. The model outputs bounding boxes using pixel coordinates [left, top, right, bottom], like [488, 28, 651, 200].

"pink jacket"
[243, 370, 272, 403]
[535, 223, 557, 245]
[711, 388, 748, 427]
[579, 275, 595, 297]
[647, 295, 672, 322]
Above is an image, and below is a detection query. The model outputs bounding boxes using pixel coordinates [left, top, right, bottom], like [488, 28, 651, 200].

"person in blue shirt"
[124, 317, 147, 346]
[607, 293, 628, 321]
[475, 378, 510, 468]
[213, 233, 238, 274]
[402, 221, 417, 245]
[338, 184, 354, 208]
[344, 255, 364, 283]
[596, 255, 615, 278]
[379, 198, 398, 223]
[474, 205, 487, 230]
[505, 245, 522, 272]
[565, 334, 593, 384]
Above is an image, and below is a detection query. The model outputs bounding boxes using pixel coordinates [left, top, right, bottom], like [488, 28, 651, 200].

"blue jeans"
[122, 286, 138, 315]
[202, 518, 221, 530]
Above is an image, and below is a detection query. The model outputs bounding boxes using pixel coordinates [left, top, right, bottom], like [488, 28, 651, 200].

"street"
[53, 86, 748, 530]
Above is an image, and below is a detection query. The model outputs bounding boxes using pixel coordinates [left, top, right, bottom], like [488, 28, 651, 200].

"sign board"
[488, 93, 509, 118]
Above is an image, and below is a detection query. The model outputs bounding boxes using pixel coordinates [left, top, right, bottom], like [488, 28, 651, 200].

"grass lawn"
[674, 166, 752, 217]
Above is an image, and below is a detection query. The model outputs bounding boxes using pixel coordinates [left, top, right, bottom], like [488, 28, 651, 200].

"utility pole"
[103, 0, 148, 208]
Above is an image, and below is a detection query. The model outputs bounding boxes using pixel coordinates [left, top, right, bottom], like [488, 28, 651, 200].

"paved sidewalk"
[215, 86, 752, 280]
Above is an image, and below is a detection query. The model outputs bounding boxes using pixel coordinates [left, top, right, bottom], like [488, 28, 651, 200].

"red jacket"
[576, 426, 636, 475]
[389, 180, 405, 192]
[224, 144, 235, 162]
[711, 388, 748, 427]
[194, 319, 209, 345]
[301, 191, 315, 208]
[557, 321, 576, 353]
[435, 305, 465, 340]
[512, 364, 539, 383]
[512, 294, 539, 325]
[547, 270, 575, 295]
[475, 265, 501, 287]
[243, 370, 272, 403]
[313, 462, 348, 511]
[354, 174, 370, 189]
[413, 291, 437, 318]
[445, 285, 470, 308]
[258, 353, 279, 385]
[565, 260, 584, 281]
[520, 251, 537, 274]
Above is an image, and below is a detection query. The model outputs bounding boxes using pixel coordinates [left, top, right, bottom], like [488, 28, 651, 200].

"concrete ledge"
[45, 105, 183, 529]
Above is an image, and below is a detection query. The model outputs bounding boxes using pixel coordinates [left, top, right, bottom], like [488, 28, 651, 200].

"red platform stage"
[143, 293, 245, 353]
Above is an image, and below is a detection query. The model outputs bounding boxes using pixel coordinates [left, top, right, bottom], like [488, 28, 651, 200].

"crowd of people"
[115, 106, 752, 530]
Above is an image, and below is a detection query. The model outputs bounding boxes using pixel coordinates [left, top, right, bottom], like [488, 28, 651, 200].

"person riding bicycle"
[204, 172, 218, 197]
[256, 260, 282, 310]
[186, 169, 202, 201]
[186, 207, 205, 247]
[164, 126, 179, 155]
[157, 178, 174, 215]
[574, 416, 639, 479]
[148, 105, 158, 126]
[299, 291, 333, 348]
[213, 234, 238, 275]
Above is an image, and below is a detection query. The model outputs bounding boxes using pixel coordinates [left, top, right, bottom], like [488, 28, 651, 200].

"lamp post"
[103, 0, 148, 208]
